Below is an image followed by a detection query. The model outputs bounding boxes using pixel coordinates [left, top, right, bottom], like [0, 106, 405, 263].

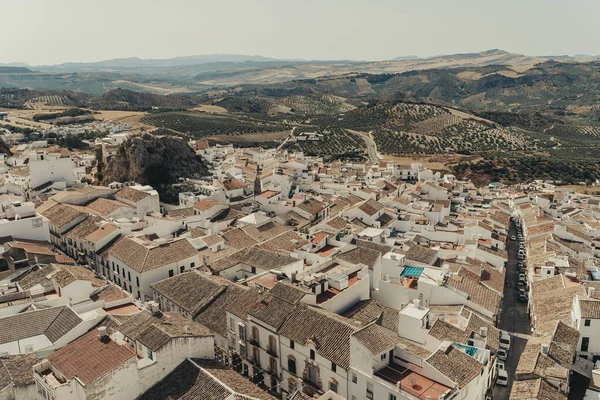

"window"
[331, 362, 336, 372]
[147, 348, 153, 360]
[252, 327, 260, 341]
[270, 357, 277, 371]
[585, 319, 591, 327]
[229, 318, 235, 332]
[288, 356, 296, 374]
[329, 381, 338, 393]
[381, 353, 387, 360]
[169, 269, 174, 277]
[180, 266, 185, 273]
[310, 349, 315, 360]
[137, 290, 141, 299]
[116, 265, 120, 274]
[251, 266, 256, 274]
[136, 277, 140, 287]
[390, 395, 397, 400]
[128, 284, 132, 293]
[268, 335, 277, 353]
[367, 383, 374, 399]
[352, 374, 357, 384]
[290, 340, 294, 349]
[582, 337, 590, 352]
[128, 271, 131, 281]
[190, 262, 195, 268]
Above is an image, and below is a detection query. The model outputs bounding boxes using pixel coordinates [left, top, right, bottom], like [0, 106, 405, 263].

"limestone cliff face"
[100, 134, 208, 187]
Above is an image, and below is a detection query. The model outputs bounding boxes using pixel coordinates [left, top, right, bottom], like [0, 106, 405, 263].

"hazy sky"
[3, 0, 600, 65]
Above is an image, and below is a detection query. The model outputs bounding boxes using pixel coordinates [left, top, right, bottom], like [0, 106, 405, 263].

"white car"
[496, 369, 508, 386]
[510, 235, 516, 241]
[497, 348, 508, 361]
[496, 360, 505, 371]
[500, 331, 511, 350]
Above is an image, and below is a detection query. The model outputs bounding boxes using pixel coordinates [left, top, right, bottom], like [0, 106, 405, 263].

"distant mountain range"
[3, 49, 597, 71]
[1, 49, 599, 95]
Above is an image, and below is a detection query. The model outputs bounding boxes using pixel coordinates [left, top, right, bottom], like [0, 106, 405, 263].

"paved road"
[494, 221, 531, 400]
[348, 129, 379, 163]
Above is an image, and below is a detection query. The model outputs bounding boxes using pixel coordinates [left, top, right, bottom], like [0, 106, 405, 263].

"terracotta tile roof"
[241, 221, 292, 242]
[337, 247, 381, 270]
[47, 328, 135, 385]
[259, 231, 309, 253]
[465, 312, 500, 351]
[222, 177, 245, 191]
[194, 284, 248, 337]
[225, 287, 265, 320]
[447, 273, 502, 317]
[0, 306, 81, 345]
[404, 244, 439, 265]
[342, 299, 385, 326]
[426, 345, 483, 388]
[222, 228, 258, 249]
[193, 199, 224, 211]
[248, 294, 298, 329]
[358, 199, 384, 216]
[85, 198, 131, 216]
[428, 319, 471, 344]
[279, 304, 360, 369]
[353, 324, 400, 355]
[90, 285, 130, 303]
[50, 264, 105, 288]
[151, 271, 230, 315]
[118, 311, 212, 352]
[0, 354, 38, 388]
[107, 236, 198, 273]
[167, 207, 194, 218]
[139, 358, 277, 400]
[532, 278, 585, 336]
[40, 203, 86, 229]
[296, 198, 326, 216]
[356, 238, 392, 254]
[209, 246, 299, 273]
[311, 231, 328, 244]
[114, 186, 150, 203]
[510, 379, 567, 400]
[579, 298, 600, 319]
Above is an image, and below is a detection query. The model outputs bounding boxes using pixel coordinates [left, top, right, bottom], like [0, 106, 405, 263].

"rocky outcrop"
[100, 133, 208, 187]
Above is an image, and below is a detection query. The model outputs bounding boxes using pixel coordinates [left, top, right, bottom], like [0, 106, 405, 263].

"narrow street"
[494, 221, 531, 400]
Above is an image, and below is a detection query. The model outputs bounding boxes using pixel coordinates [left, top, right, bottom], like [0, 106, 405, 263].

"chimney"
[98, 326, 108, 341]
[540, 343, 549, 355]
[151, 302, 160, 314]
[480, 327, 488, 338]
[412, 299, 421, 308]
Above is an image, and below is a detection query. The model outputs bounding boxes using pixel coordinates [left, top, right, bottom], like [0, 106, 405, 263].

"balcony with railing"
[248, 337, 260, 347]
[266, 346, 278, 357]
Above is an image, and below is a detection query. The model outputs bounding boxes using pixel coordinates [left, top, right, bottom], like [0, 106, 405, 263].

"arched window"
[251, 326, 259, 341]
[268, 335, 276, 353]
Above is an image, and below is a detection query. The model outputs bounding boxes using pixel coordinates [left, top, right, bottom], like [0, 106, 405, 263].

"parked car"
[497, 348, 508, 361]
[496, 369, 508, 386]
[518, 281, 526, 291]
[510, 235, 516, 241]
[519, 292, 528, 302]
[496, 360, 505, 371]
[500, 331, 511, 350]
[518, 253, 524, 260]
[518, 235, 524, 241]
[519, 273, 526, 281]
